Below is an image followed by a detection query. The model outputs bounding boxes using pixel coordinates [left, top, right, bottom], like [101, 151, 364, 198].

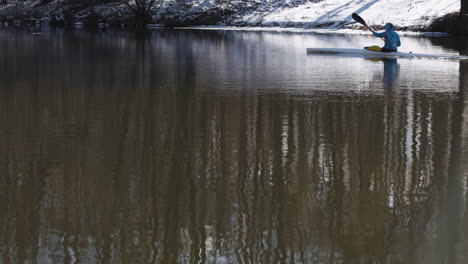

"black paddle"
[352, 13, 374, 32]
[352, 13, 385, 40]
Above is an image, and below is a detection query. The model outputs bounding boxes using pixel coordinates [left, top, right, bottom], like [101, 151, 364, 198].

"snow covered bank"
[232, 0, 461, 30]
[175, 26, 451, 36]
[0, 0, 461, 32]
[160, 0, 462, 32]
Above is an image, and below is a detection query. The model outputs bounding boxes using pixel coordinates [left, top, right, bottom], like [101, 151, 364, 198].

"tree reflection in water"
[0, 28, 466, 264]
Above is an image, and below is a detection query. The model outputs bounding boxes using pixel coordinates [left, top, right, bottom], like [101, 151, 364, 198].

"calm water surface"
[1, 27, 468, 263]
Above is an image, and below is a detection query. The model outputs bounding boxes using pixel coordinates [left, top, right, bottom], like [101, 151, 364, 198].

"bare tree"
[44, 0, 62, 23]
[120, 0, 164, 26]
[462, 0, 468, 15]
[1, 0, 28, 21]
[0, 0, 7, 19]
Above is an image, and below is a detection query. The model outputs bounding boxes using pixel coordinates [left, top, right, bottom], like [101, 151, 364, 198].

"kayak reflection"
[366, 57, 400, 88]
[383, 58, 399, 88]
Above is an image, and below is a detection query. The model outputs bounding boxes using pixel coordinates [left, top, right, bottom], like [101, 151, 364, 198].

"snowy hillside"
[234, 0, 461, 30]
[0, 0, 461, 31]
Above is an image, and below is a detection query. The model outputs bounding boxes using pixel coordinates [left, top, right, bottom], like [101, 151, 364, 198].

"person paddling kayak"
[352, 14, 401, 52]
[367, 23, 401, 52]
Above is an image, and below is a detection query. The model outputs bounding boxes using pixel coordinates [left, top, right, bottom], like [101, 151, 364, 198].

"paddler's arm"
[372, 31, 386, 38]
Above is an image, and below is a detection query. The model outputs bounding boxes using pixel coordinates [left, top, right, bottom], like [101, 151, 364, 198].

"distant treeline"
[0, 0, 165, 27]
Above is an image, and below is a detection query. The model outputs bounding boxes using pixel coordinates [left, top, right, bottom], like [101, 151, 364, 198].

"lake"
[0, 27, 468, 263]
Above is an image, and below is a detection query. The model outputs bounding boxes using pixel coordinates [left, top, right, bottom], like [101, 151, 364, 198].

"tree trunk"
[462, 0, 468, 15]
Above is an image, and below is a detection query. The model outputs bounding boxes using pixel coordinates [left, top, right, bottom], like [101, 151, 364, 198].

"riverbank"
[174, 26, 452, 37]
[228, 0, 460, 31]
[0, 0, 462, 33]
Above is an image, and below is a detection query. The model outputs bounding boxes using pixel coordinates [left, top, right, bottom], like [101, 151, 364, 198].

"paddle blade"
[352, 13, 367, 26]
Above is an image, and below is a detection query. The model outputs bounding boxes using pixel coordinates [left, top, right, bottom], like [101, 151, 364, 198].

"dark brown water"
[0, 27, 468, 263]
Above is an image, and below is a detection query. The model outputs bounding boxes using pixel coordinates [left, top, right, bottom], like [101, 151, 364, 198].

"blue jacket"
[373, 29, 401, 51]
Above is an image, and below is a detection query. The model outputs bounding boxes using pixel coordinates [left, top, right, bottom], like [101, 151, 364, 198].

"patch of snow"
[234, 0, 460, 29]
[147, 24, 165, 28]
